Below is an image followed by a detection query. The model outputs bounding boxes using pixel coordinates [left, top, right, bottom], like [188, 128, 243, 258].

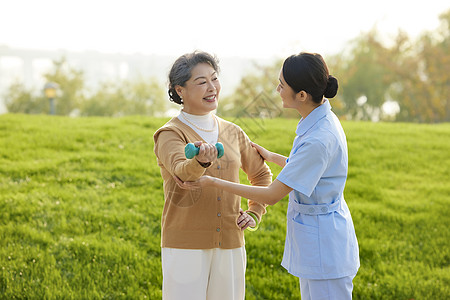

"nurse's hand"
[237, 208, 256, 231]
[250, 142, 272, 162]
[173, 175, 214, 189]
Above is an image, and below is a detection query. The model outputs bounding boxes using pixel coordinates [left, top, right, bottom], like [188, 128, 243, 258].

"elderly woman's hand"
[237, 208, 256, 231]
[194, 141, 217, 164]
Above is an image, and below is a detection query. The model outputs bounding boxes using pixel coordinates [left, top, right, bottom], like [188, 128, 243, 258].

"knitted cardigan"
[153, 116, 272, 249]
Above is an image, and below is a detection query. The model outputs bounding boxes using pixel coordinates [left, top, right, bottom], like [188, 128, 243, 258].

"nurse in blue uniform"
[176, 52, 360, 299]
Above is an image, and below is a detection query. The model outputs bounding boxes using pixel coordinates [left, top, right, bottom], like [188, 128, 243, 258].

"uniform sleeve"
[277, 140, 328, 197]
[238, 128, 273, 221]
[154, 129, 210, 182]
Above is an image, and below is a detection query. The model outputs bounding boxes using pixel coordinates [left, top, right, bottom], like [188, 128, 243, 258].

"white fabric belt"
[290, 200, 340, 215]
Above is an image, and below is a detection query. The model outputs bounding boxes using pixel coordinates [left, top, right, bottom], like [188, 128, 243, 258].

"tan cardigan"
[153, 116, 272, 249]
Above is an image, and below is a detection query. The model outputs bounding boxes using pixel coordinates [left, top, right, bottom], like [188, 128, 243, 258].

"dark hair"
[167, 51, 220, 105]
[282, 52, 338, 104]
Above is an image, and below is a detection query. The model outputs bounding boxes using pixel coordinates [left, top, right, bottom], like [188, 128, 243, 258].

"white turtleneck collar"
[181, 110, 213, 122]
[177, 110, 219, 144]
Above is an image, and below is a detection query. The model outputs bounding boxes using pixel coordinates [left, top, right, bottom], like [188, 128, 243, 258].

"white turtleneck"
[177, 111, 219, 145]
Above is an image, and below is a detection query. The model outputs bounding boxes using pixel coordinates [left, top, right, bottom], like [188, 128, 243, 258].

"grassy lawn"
[0, 114, 449, 299]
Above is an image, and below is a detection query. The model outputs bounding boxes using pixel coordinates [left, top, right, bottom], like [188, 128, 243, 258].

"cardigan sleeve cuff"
[246, 206, 265, 223]
[178, 158, 212, 181]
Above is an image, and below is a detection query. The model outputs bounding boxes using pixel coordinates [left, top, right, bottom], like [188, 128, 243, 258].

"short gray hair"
[168, 51, 220, 105]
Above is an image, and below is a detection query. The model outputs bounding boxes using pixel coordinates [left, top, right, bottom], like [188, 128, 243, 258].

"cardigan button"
[216, 228, 220, 232]
[308, 207, 315, 213]
[217, 165, 221, 169]
[217, 197, 221, 201]
[321, 207, 328, 213]
[217, 213, 221, 217]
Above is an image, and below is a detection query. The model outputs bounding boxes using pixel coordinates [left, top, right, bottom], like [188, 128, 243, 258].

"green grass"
[0, 114, 449, 299]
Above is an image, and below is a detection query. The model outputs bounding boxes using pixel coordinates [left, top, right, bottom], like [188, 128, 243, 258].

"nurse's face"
[176, 63, 221, 115]
[277, 68, 298, 109]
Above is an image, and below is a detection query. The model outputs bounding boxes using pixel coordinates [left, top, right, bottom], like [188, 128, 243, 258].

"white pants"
[161, 247, 246, 300]
[299, 275, 355, 300]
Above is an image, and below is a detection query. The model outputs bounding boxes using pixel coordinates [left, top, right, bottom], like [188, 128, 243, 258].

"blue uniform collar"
[295, 99, 331, 136]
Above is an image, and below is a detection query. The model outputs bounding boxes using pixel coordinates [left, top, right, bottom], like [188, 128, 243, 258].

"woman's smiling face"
[176, 63, 221, 115]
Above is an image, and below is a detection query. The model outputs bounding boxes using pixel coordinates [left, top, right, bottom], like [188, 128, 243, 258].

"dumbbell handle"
[185, 142, 224, 159]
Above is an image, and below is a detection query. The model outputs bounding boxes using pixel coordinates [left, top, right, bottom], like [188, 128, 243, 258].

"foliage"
[218, 60, 284, 117]
[43, 57, 86, 115]
[4, 81, 48, 114]
[79, 81, 124, 116]
[392, 10, 450, 122]
[1, 114, 449, 299]
[328, 29, 392, 121]
[79, 78, 168, 117]
[124, 78, 168, 116]
[3, 58, 168, 117]
[329, 9, 450, 122]
[3, 9, 449, 122]
[224, 9, 449, 123]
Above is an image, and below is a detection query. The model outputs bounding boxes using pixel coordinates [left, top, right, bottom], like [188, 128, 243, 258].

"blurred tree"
[3, 57, 168, 117]
[328, 30, 392, 121]
[218, 60, 297, 118]
[80, 77, 167, 116]
[79, 81, 125, 116]
[392, 9, 450, 122]
[122, 77, 167, 116]
[4, 81, 47, 114]
[329, 9, 449, 122]
[43, 57, 85, 115]
[5, 9, 448, 122]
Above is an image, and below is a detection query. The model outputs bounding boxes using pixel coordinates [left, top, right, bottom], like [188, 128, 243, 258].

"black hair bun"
[324, 75, 338, 98]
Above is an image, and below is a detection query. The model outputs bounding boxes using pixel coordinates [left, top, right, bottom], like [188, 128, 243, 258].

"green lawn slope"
[0, 114, 449, 299]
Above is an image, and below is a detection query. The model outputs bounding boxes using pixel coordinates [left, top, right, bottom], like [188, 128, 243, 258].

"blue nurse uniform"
[277, 99, 360, 280]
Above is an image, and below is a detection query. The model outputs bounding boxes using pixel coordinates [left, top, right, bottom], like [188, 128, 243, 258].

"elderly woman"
[153, 51, 272, 300]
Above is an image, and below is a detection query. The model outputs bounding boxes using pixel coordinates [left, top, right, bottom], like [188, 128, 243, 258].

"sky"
[0, 0, 449, 59]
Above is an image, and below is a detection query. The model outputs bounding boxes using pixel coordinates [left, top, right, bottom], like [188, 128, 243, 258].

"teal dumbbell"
[185, 142, 224, 159]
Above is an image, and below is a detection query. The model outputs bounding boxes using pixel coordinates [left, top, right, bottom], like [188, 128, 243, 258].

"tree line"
[4, 9, 449, 122]
[220, 9, 449, 123]
[4, 58, 171, 117]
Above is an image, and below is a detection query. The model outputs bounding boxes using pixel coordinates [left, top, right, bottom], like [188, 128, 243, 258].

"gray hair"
[168, 51, 220, 105]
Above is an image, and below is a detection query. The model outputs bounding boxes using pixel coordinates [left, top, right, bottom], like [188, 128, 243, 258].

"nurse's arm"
[268, 153, 288, 168]
[251, 142, 287, 167]
[210, 178, 292, 205]
[176, 176, 292, 206]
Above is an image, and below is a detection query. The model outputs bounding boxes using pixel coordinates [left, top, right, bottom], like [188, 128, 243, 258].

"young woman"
[176, 52, 360, 300]
[153, 51, 272, 300]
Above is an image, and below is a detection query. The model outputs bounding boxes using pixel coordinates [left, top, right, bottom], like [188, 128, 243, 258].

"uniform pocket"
[290, 218, 320, 267]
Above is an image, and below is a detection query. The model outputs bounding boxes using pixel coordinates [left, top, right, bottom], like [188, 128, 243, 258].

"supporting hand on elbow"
[250, 142, 272, 162]
[173, 175, 214, 189]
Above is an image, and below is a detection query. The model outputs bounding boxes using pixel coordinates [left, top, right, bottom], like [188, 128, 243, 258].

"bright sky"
[1, 0, 448, 59]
